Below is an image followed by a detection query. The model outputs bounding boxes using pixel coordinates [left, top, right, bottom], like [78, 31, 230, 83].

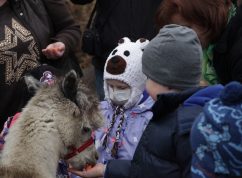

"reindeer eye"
[83, 127, 91, 133]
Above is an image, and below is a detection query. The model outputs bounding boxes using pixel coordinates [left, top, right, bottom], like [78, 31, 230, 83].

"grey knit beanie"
[142, 24, 203, 90]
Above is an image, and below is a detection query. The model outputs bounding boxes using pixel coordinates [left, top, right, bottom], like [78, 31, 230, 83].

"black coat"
[104, 89, 203, 178]
[9, 0, 82, 73]
[0, 0, 82, 128]
[71, 0, 162, 69]
[213, 5, 242, 85]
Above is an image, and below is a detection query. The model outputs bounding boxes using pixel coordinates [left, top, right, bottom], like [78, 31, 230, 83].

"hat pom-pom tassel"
[220, 81, 242, 105]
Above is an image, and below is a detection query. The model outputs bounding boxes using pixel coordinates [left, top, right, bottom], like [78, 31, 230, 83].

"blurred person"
[70, 0, 162, 100]
[213, 2, 242, 84]
[0, 0, 81, 128]
[156, 0, 233, 85]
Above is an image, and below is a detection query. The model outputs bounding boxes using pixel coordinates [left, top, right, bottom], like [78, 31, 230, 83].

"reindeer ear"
[62, 70, 78, 102]
[24, 75, 41, 94]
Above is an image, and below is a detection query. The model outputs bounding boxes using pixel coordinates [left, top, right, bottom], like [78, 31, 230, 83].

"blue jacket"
[95, 94, 154, 162]
[104, 85, 224, 178]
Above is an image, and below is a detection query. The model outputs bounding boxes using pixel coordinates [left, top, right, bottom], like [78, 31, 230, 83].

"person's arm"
[104, 160, 131, 178]
[175, 134, 193, 178]
[68, 160, 131, 178]
[41, 0, 81, 57]
[70, 0, 94, 5]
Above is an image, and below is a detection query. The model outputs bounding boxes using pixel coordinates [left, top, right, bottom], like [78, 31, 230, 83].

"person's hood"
[183, 84, 224, 107]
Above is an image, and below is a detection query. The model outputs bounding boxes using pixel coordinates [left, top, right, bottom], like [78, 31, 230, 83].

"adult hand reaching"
[42, 42, 65, 59]
[68, 163, 106, 178]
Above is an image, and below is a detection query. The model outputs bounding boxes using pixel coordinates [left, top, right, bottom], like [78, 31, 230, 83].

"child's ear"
[136, 38, 149, 51]
[118, 37, 131, 45]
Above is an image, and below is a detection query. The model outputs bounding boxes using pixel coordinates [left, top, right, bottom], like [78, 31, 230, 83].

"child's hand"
[68, 163, 105, 178]
[42, 42, 65, 59]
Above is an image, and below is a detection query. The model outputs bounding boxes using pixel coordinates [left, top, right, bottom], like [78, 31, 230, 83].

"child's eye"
[109, 85, 114, 89]
[117, 86, 127, 90]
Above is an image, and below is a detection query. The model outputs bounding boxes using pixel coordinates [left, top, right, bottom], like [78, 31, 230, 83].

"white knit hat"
[104, 37, 149, 109]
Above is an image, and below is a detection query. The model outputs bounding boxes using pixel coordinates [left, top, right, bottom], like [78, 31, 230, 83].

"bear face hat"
[104, 37, 149, 109]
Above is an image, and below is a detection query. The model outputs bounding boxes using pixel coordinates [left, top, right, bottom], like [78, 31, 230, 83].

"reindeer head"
[24, 70, 104, 170]
[57, 70, 103, 169]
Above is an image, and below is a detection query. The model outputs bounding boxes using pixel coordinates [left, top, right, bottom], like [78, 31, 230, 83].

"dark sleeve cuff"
[104, 160, 131, 178]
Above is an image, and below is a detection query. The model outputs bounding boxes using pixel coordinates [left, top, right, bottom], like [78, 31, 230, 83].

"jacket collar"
[152, 87, 201, 119]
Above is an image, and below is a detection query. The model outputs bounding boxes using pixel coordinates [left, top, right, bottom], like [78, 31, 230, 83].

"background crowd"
[0, 0, 242, 178]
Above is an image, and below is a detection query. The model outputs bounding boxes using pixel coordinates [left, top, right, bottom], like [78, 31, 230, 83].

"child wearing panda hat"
[68, 37, 154, 178]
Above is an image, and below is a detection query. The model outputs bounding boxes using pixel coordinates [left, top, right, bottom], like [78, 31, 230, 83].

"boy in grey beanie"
[142, 24, 203, 92]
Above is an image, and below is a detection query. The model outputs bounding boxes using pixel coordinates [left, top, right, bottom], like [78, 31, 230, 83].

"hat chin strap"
[124, 87, 143, 109]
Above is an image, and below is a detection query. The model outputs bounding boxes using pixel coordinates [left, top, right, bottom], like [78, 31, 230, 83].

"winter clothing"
[8, 0, 81, 70]
[104, 85, 224, 178]
[191, 81, 242, 178]
[201, 4, 236, 86]
[94, 36, 154, 162]
[70, 0, 162, 70]
[0, 1, 40, 128]
[71, 0, 162, 100]
[202, 45, 219, 85]
[95, 93, 154, 162]
[142, 25, 203, 90]
[102, 24, 210, 178]
[0, 0, 81, 128]
[213, 4, 242, 84]
[104, 37, 149, 109]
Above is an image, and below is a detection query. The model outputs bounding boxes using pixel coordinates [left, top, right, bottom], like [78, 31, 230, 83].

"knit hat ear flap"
[118, 37, 131, 45]
[136, 38, 149, 51]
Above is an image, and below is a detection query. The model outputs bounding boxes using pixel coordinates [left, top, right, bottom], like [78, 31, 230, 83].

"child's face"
[106, 79, 131, 106]
[145, 79, 172, 101]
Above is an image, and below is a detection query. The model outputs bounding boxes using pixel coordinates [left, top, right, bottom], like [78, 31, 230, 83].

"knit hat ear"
[118, 37, 131, 45]
[136, 38, 149, 51]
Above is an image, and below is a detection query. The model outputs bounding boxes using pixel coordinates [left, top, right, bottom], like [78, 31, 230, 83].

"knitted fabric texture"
[191, 81, 242, 178]
[104, 37, 149, 109]
[142, 24, 203, 90]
